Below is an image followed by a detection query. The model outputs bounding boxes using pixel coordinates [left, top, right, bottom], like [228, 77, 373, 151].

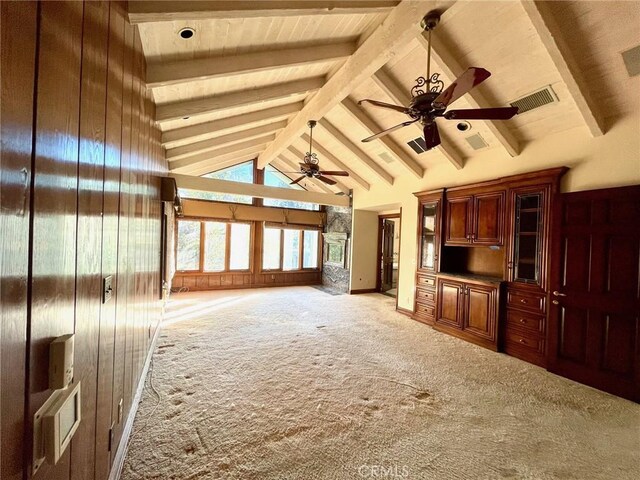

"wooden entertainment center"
[413, 167, 567, 366]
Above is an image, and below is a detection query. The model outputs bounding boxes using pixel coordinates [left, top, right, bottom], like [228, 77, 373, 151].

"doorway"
[377, 214, 401, 298]
[548, 185, 640, 401]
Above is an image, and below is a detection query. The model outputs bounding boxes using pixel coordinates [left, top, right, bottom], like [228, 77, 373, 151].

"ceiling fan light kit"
[358, 10, 518, 151]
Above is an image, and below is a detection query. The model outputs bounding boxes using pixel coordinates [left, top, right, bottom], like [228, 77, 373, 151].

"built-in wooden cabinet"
[435, 275, 500, 350]
[444, 188, 505, 246]
[413, 190, 443, 325]
[412, 167, 567, 361]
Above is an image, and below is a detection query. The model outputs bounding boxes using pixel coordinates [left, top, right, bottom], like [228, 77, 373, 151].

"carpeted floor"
[121, 287, 640, 480]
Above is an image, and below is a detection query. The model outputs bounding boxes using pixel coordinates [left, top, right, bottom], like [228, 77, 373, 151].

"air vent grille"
[622, 44, 640, 77]
[465, 133, 488, 151]
[407, 137, 428, 154]
[510, 86, 557, 114]
[378, 152, 395, 163]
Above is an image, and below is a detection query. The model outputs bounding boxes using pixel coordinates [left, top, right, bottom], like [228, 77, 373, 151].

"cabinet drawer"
[506, 289, 545, 314]
[504, 327, 544, 356]
[416, 274, 436, 289]
[415, 303, 435, 318]
[505, 309, 545, 335]
[415, 288, 436, 305]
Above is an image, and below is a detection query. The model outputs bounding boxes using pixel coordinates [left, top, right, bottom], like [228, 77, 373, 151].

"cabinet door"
[419, 201, 440, 271]
[436, 279, 465, 328]
[463, 283, 497, 341]
[445, 196, 472, 245]
[472, 191, 504, 245]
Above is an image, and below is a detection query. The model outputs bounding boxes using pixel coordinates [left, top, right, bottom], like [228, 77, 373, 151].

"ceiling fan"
[287, 120, 349, 186]
[358, 10, 518, 150]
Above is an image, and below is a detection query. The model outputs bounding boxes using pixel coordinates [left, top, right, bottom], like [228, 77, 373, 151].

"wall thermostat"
[32, 382, 82, 475]
[49, 334, 74, 390]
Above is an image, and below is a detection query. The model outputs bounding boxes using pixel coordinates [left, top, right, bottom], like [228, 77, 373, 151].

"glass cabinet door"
[513, 193, 543, 284]
[420, 202, 438, 271]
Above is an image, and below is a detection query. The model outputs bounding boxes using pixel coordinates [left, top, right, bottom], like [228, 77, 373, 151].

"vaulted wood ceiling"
[132, 1, 640, 194]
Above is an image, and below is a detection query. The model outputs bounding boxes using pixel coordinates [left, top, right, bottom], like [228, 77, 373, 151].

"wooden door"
[436, 278, 465, 329]
[463, 283, 497, 341]
[445, 195, 473, 245]
[548, 186, 640, 401]
[381, 219, 395, 291]
[472, 191, 504, 245]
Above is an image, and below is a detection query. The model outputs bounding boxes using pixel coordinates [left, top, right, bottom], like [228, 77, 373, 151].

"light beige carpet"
[122, 287, 640, 480]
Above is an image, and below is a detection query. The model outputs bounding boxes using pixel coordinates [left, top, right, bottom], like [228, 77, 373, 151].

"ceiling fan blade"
[358, 99, 410, 114]
[424, 122, 441, 150]
[317, 175, 337, 185]
[361, 119, 418, 143]
[290, 176, 306, 185]
[444, 106, 519, 120]
[319, 171, 349, 177]
[433, 67, 491, 109]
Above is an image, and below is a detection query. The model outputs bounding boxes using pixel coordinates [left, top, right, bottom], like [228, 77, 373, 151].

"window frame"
[175, 217, 254, 274]
[261, 223, 322, 273]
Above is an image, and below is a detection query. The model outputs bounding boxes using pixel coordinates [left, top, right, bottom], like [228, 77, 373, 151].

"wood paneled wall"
[0, 2, 166, 479]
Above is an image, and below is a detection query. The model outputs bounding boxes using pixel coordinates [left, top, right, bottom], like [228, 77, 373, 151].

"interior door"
[548, 187, 640, 401]
[381, 219, 395, 291]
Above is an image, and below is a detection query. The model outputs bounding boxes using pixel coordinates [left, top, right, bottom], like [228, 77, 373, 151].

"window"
[176, 220, 201, 271]
[262, 225, 320, 271]
[176, 219, 251, 272]
[263, 165, 320, 211]
[178, 160, 254, 204]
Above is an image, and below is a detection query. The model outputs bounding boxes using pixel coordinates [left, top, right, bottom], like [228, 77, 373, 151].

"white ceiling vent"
[510, 86, 558, 114]
[378, 152, 395, 163]
[465, 133, 489, 150]
[622, 44, 640, 77]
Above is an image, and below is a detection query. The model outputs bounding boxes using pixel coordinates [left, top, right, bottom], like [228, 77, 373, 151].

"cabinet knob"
[507, 261, 513, 269]
[520, 299, 528, 304]
[519, 318, 527, 324]
[519, 338, 526, 344]
[552, 300, 560, 305]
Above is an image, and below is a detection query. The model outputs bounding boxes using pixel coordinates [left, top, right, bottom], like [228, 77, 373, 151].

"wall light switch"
[103, 275, 113, 303]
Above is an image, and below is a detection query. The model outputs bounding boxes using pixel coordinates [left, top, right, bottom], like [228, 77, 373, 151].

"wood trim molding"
[396, 306, 414, 318]
[349, 288, 378, 294]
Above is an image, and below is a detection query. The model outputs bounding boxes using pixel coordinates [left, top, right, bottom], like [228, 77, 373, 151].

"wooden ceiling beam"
[371, 68, 464, 170]
[156, 77, 323, 123]
[169, 135, 275, 171]
[147, 42, 355, 88]
[128, 1, 399, 23]
[416, 33, 521, 157]
[297, 137, 371, 191]
[340, 97, 424, 179]
[318, 119, 394, 185]
[257, 0, 435, 169]
[166, 121, 288, 161]
[185, 155, 260, 177]
[170, 173, 350, 208]
[161, 102, 302, 148]
[520, 0, 604, 136]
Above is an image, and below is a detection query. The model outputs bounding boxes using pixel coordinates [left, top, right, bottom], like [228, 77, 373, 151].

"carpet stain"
[122, 287, 640, 480]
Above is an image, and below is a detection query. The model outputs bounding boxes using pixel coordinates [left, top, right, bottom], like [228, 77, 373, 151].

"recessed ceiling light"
[178, 28, 195, 39]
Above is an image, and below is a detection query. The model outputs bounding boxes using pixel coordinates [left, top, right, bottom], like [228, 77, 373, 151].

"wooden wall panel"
[28, 2, 85, 479]
[0, 3, 38, 479]
[0, 2, 167, 479]
[70, 2, 110, 479]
